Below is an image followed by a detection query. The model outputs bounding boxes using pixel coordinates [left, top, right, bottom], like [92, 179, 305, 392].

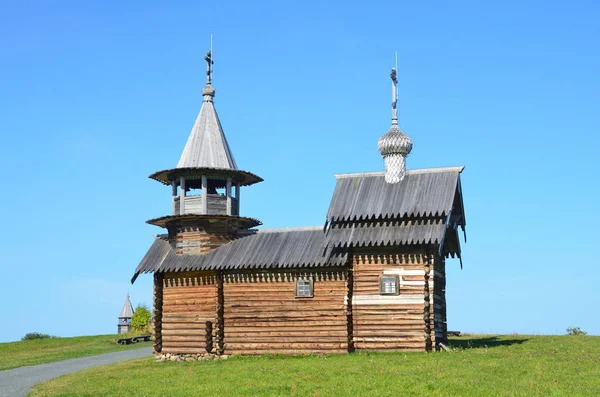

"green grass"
[29, 335, 600, 397]
[0, 334, 151, 371]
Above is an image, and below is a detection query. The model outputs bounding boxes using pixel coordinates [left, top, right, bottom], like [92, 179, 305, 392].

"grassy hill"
[0, 334, 151, 371]
[30, 334, 600, 396]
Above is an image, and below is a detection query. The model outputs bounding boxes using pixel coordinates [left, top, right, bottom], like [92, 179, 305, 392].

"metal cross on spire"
[204, 50, 214, 85]
[390, 67, 398, 126]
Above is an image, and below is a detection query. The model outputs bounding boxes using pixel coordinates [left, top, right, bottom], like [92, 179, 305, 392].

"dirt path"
[0, 347, 152, 397]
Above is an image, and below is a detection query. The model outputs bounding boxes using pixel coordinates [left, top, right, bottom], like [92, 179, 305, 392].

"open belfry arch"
[132, 52, 466, 356]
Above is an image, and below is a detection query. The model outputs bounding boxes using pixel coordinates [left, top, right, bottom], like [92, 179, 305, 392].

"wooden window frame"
[295, 278, 314, 298]
[379, 275, 400, 295]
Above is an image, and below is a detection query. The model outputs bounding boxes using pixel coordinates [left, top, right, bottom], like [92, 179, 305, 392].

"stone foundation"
[155, 353, 229, 362]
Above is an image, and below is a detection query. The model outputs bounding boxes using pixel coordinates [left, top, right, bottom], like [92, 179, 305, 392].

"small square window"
[380, 275, 399, 295]
[295, 278, 313, 298]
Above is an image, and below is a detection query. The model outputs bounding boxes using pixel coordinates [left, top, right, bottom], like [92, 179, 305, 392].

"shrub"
[22, 332, 54, 341]
[131, 304, 152, 333]
[566, 327, 587, 336]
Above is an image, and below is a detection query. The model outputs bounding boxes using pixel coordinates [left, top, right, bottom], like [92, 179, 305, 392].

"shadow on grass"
[449, 336, 528, 349]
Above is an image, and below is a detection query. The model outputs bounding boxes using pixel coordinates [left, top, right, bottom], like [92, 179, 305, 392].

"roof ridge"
[334, 166, 465, 179]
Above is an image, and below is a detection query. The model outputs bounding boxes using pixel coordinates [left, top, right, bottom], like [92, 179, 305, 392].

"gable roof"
[326, 167, 464, 222]
[131, 227, 347, 283]
[176, 95, 238, 170]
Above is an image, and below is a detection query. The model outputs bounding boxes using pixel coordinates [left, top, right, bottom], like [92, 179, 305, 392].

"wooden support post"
[346, 268, 355, 352]
[171, 180, 177, 215]
[216, 271, 225, 355]
[423, 250, 432, 352]
[179, 177, 186, 215]
[226, 178, 232, 215]
[201, 175, 208, 214]
[235, 183, 240, 215]
[440, 259, 448, 347]
[152, 273, 164, 354]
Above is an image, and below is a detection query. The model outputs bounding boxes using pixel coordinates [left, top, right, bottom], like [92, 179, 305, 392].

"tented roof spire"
[176, 50, 238, 170]
[119, 294, 134, 319]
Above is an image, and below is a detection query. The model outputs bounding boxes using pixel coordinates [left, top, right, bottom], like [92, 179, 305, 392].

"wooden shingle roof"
[131, 228, 347, 283]
[326, 167, 464, 222]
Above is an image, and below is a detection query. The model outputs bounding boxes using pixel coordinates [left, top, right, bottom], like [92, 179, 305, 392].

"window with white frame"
[295, 278, 313, 298]
[380, 275, 399, 295]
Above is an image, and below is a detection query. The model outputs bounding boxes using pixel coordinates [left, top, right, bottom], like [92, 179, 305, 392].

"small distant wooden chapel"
[132, 51, 466, 356]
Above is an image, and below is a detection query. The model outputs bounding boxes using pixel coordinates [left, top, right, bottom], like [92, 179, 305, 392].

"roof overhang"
[146, 214, 262, 229]
[149, 167, 263, 188]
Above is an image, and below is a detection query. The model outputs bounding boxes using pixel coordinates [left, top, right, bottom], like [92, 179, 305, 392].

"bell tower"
[147, 50, 263, 254]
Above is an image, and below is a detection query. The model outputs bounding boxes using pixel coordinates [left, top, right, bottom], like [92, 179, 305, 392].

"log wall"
[154, 251, 448, 355]
[161, 271, 217, 354]
[167, 220, 234, 255]
[351, 248, 437, 351]
[222, 270, 349, 355]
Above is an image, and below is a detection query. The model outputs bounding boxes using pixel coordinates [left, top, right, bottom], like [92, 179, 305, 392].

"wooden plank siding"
[351, 249, 437, 351]
[161, 271, 217, 354]
[222, 270, 349, 355]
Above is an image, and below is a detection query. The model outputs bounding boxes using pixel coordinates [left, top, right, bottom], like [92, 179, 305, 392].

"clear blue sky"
[0, 0, 598, 342]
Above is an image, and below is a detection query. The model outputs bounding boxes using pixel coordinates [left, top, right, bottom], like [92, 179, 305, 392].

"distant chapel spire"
[377, 66, 413, 183]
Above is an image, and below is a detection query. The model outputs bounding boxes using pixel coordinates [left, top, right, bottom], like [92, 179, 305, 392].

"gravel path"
[0, 347, 153, 397]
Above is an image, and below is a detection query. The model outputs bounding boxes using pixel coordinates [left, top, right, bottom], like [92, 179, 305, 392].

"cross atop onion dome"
[377, 67, 413, 183]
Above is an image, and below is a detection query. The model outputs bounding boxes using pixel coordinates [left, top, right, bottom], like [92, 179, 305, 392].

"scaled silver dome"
[378, 125, 413, 156]
[378, 125, 413, 184]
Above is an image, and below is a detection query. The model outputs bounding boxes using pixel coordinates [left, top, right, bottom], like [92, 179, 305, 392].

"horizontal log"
[224, 342, 348, 350]
[163, 336, 207, 342]
[223, 288, 347, 294]
[353, 322, 424, 329]
[225, 349, 348, 355]
[162, 342, 207, 349]
[225, 336, 346, 343]
[162, 329, 208, 336]
[163, 315, 216, 322]
[161, 347, 205, 354]
[354, 340, 425, 350]
[353, 331, 426, 337]
[223, 312, 346, 319]
[163, 298, 216, 305]
[224, 320, 345, 327]
[221, 296, 345, 303]
[225, 330, 347, 336]
[162, 305, 216, 313]
[162, 321, 215, 328]
[223, 305, 345, 312]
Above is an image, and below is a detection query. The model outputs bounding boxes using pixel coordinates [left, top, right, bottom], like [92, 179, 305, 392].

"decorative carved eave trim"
[149, 167, 263, 187]
[146, 214, 262, 229]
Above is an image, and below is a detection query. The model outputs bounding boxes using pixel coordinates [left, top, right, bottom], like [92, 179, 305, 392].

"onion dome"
[378, 125, 413, 183]
[378, 67, 412, 183]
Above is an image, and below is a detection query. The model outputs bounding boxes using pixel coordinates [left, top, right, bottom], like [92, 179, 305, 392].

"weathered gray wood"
[180, 177, 186, 215]
[226, 178, 232, 215]
[235, 183, 240, 214]
[172, 180, 178, 215]
[201, 175, 208, 214]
